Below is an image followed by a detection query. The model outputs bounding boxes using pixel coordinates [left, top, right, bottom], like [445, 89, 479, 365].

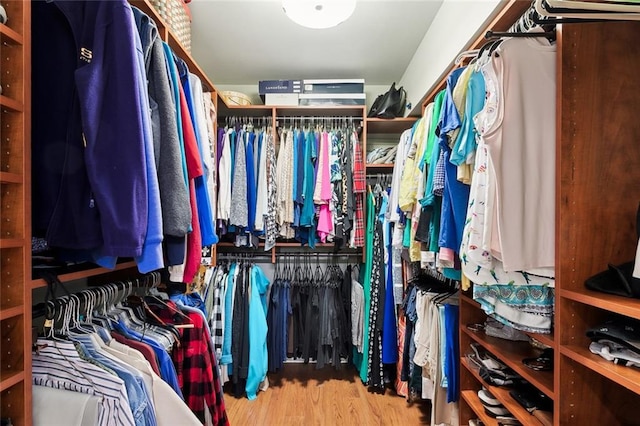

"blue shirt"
[113, 320, 183, 399]
[451, 69, 485, 166]
[72, 335, 156, 426]
[221, 264, 237, 368]
[437, 69, 470, 257]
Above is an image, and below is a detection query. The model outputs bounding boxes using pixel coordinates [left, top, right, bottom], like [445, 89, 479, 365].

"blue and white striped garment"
[32, 339, 136, 426]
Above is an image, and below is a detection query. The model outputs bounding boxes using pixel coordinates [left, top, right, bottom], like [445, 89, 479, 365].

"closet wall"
[416, 0, 640, 424]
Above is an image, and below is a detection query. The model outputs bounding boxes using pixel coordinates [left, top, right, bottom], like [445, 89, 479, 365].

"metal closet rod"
[275, 116, 363, 123]
[217, 251, 361, 258]
[275, 252, 362, 257]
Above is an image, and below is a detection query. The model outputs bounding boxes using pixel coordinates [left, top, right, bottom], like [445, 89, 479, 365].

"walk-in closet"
[1, 0, 640, 425]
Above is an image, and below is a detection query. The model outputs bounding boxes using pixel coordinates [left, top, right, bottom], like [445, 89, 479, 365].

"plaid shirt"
[212, 271, 225, 360]
[352, 131, 365, 193]
[152, 301, 229, 426]
[352, 193, 365, 248]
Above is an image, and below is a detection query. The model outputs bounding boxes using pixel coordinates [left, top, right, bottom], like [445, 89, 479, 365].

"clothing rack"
[275, 116, 364, 129]
[222, 115, 273, 127]
[485, 29, 556, 39]
[217, 249, 363, 264]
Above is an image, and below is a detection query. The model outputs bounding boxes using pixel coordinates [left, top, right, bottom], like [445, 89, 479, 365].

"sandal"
[522, 348, 554, 371]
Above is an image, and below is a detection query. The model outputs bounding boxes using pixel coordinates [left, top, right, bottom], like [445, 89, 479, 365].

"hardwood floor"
[222, 364, 431, 425]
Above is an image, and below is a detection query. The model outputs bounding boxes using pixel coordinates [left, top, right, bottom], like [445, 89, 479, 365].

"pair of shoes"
[470, 342, 504, 370]
[478, 388, 511, 417]
[522, 348, 553, 371]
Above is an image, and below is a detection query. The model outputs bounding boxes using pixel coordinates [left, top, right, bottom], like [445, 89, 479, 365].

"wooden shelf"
[525, 331, 555, 349]
[461, 294, 555, 347]
[0, 238, 23, 249]
[0, 23, 23, 45]
[460, 389, 498, 426]
[220, 105, 274, 117]
[365, 163, 395, 169]
[560, 344, 640, 396]
[462, 327, 555, 399]
[0, 306, 23, 321]
[31, 261, 137, 289]
[462, 357, 545, 426]
[0, 95, 24, 113]
[561, 289, 640, 321]
[0, 371, 24, 393]
[366, 117, 418, 134]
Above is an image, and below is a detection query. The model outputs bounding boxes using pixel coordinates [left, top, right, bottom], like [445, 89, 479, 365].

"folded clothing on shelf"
[586, 317, 640, 355]
[485, 316, 530, 342]
[366, 145, 397, 164]
[589, 340, 640, 368]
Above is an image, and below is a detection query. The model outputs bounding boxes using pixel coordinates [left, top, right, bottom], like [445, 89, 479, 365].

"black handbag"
[367, 82, 407, 119]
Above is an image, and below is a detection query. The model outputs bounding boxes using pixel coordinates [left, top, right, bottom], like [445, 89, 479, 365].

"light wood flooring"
[222, 364, 431, 425]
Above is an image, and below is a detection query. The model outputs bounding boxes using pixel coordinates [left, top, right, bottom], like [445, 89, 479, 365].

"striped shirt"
[32, 340, 135, 426]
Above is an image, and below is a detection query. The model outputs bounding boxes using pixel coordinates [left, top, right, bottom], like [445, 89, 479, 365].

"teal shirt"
[359, 190, 376, 383]
[246, 265, 270, 400]
[220, 263, 236, 368]
[451, 70, 486, 166]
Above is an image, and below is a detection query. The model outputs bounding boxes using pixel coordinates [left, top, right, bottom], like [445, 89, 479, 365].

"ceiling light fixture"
[282, 0, 357, 29]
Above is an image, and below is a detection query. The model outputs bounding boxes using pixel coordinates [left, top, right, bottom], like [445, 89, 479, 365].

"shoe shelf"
[461, 357, 545, 426]
[460, 390, 499, 426]
[560, 344, 640, 396]
[460, 293, 555, 399]
[462, 327, 554, 399]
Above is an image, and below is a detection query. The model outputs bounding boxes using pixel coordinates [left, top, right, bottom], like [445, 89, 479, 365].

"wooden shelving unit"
[461, 357, 544, 426]
[462, 327, 554, 399]
[449, 1, 640, 423]
[0, 0, 31, 423]
[212, 107, 415, 263]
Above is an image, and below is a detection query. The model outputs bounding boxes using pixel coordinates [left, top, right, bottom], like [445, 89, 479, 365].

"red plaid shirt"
[352, 131, 365, 193]
[353, 193, 365, 248]
[152, 301, 229, 426]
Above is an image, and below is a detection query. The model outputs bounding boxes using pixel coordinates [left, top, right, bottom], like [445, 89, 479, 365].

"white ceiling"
[189, 0, 444, 87]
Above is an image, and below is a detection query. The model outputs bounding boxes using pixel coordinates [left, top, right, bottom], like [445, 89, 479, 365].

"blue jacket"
[32, 0, 148, 257]
[246, 265, 270, 400]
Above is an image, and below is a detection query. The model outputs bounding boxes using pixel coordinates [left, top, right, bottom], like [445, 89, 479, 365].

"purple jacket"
[32, 0, 148, 257]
